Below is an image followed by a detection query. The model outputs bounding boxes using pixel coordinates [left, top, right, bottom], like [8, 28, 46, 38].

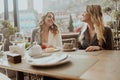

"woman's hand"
[85, 46, 101, 52]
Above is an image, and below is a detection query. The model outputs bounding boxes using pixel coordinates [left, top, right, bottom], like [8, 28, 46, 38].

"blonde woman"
[31, 12, 62, 80]
[78, 5, 113, 51]
[31, 12, 62, 50]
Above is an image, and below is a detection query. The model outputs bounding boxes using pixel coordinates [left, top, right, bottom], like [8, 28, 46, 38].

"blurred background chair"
[62, 38, 77, 48]
[61, 32, 79, 48]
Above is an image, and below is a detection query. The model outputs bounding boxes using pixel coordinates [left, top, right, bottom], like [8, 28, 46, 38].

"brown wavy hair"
[39, 12, 59, 35]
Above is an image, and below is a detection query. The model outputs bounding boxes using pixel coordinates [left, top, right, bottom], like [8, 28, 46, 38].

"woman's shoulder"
[32, 27, 40, 32]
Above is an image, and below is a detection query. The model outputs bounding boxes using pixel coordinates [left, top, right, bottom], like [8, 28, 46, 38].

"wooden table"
[0, 50, 98, 80]
[80, 50, 120, 80]
[0, 50, 120, 80]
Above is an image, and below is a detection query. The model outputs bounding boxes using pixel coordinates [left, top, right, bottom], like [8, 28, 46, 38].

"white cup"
[63, 43, 73, 49]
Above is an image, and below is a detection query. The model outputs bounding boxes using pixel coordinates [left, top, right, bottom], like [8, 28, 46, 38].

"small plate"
[44, 48, 60, 53]
[63, 48, 77, 52]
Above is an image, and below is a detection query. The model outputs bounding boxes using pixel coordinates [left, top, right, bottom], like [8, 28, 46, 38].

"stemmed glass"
[0, 33, 4, 63]
[14, 32, 25, 44]
[0, 33, 4, 50]
[9, 32, 25, 45]
[0, 33, 8, 76]
[9, 34, 16, 45]
[9, 32, 26, 57]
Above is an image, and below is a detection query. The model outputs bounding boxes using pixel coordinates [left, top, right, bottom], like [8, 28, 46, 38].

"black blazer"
[78, 27, 113, 50]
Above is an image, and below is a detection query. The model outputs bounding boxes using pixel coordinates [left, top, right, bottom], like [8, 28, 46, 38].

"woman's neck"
[43, 25, 49, 32]
[87, 21, 94, 31]
[87, 21, 95, 41]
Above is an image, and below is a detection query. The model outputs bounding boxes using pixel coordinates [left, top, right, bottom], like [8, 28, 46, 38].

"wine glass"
[15, 32, 25, 44]
[9, 32, 25, 45]
[0, 33, 4, 50]
[0, 33, 4, 63]
[9, 34, 16, 45]
[9, 32, 26, 56]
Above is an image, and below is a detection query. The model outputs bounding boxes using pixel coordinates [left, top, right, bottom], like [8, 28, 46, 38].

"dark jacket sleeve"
[31, 28, 36, 44]
[103, 27, 113, 50]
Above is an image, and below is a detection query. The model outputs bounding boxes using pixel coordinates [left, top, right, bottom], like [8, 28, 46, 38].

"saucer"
[63, 48, 77, 52]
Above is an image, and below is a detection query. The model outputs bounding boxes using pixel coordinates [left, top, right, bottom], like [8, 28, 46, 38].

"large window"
[0, 0, 4, 21]
[0, 0, 120, 36]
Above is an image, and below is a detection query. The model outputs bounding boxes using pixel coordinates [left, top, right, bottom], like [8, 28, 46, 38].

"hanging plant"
[112, 10, 120, 20]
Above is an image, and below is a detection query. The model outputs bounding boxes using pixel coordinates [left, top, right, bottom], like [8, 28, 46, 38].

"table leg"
[16, 71, 24, 80]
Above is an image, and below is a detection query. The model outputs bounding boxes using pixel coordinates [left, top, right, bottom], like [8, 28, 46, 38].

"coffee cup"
[63, 43, 73, 49]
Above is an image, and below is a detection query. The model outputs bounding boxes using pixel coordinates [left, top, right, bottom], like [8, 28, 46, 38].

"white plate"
[26, 53, 69, 67]
[28, 58, 70, 67]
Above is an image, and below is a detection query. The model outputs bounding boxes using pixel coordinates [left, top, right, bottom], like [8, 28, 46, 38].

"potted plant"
[0, 20, 17, 51]
[112, 10, 120, 20]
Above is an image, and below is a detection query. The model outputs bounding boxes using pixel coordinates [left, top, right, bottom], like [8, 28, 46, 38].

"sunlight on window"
[0, 0, 119, 37]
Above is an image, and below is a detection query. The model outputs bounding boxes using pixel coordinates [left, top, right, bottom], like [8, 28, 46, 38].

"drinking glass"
[0, 33, 5, 63]
[9, 32, 25, 45]
[0, 33, 4, 50]
[9, 35, 16, 45]
[15, 32, 25, 43]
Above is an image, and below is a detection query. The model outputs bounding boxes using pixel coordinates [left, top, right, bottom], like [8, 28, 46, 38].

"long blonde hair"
[86, 5, 105, 45]
[39, 12, 59, 35]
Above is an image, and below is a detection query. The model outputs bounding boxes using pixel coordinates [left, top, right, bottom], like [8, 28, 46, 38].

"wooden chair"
[61, 32, 79, 48]
[62, 38, 77, 48]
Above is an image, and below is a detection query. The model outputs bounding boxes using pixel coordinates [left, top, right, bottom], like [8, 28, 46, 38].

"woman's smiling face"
[44, 12, 54, 27]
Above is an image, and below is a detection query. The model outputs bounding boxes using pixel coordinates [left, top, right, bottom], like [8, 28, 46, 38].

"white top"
[48, 31, 62, 49]
[31, 27, 63, 49]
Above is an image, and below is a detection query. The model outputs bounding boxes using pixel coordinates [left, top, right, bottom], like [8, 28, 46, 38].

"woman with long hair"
[78, 5, 113, 51]
[31, 12, 62, 49]
[31, 12, 62, 80]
